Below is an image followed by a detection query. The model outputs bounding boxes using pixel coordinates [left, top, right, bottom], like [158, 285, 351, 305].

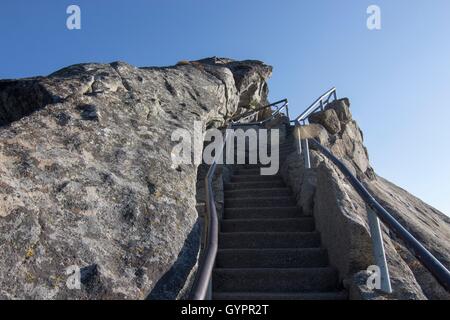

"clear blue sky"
[1, 1, 449, 215]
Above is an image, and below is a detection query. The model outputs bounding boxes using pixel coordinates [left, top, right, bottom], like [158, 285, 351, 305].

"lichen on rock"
[281, 97, 450, 300]
[0, 57, 272, 299]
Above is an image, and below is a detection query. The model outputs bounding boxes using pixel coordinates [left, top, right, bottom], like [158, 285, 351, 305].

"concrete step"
[235, 168, 266, 175]
[224, 207, 302, 219]
[213, 291, 348, 300]
[233, 164, 265, 170]
[231, 145, 293, 152]
[221, 218, 314, 233]
[279, 144, 295, 150]
[213, 268, 339, 293]
[225, 196, 296, 208]
[216, 248, 328, 268]
[219, 232, 321, 249]
[234, 153, 292, 162]
[278, 149, 295, 154]
[231, 175, 284, 183]
[225, 181, 286, 190]
[225, 188, 291, 199]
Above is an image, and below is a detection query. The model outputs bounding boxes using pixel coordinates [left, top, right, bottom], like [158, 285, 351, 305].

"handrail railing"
[294, 87, 337, 170]
[310, 139, 450, 292]
[231, 99, 289, 126]
[192, 87, 450, 299]
[295, 87, 336, 123]
[294, 88, 450, 294]
[190, 100, 288, 300]
[190, 125, 232, 300]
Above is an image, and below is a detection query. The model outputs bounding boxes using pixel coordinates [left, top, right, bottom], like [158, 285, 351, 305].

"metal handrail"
[295, 87, 337, 122]
[191, 125, 232, 300]
[310, 139, 450, 292]
[294, 88, 450, 293]
[191, 86, 450, 299]
[231, 99, 289, 126]
[294, 88, 337, 169]
[191, 99, 288, 300]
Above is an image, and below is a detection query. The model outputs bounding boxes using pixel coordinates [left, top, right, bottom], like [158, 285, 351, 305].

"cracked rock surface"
[0, 58, 272, 299]
[282, 98, 450, 299]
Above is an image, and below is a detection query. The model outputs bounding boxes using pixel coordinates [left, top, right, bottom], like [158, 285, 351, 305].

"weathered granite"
[0, 58, 272, 299]
[281, 97, 449, 299]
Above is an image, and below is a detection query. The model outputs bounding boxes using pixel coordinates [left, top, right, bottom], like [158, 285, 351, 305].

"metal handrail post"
[202, 180, 211, 248]
[310, 138, 450, 293]
[295, 121, 302, 155]
[285, 102, 290, 120]
[367, 209, 393, 293]
[206, 277, 213, 300]
[303, 138, 311, 169]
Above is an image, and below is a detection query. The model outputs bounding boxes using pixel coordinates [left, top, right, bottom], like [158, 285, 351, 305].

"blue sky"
[1, 1, 449, 215]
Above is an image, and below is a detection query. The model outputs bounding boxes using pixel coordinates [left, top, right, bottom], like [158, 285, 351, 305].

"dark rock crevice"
[0, 79, 55, 127]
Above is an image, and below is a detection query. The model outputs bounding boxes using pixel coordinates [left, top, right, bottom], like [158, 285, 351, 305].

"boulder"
[0, 58, 272, 299]
[327, 98, 352, 123]
[309, 108, 341, 134]
[296, 123, 330, 146]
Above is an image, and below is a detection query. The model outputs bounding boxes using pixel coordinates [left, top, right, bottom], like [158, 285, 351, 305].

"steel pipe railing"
[192, 86, 450, 299]
[294, 87, 337, 123]
[294, 87, 450, 294]
[310, 138, 450, 292]
[231, 99, 289, 126]
[190, 99, 288, 299]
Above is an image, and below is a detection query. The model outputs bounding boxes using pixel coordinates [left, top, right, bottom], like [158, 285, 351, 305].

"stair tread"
[225, 188, 292, 199]
[225, 188, 290, 192]
[216, 248, 328, 268]
[214, 267, 336, 271]
[225, 206, 300, 210]
[225, 196, 296, 208]
[231, 175, 282, 178]
[213, 267, 339, 293]
[218, 247, 324, 252]
[231, 176, 283, 180]
[213, 291, 348, 300]
[221, 218, 315, 233]
[226, 196, 294, 200]
[225, 187, 291, 195]
[214, 127, 345, 298]
[222, 217, 314, 223]
[224, 207, 303, 219]
[225, 182, 286, 186]
[225, 182, 287, 190]
[220, 231, 319, 234]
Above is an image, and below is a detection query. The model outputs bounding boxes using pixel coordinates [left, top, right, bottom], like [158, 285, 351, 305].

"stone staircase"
[212, 138, 347, 300]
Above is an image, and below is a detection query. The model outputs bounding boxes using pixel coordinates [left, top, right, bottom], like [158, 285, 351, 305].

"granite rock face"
[0, 58, 272, 299]
[309, 108, 341, 135]
[296, 99, 374, 181]
[365, 176, 450, 299]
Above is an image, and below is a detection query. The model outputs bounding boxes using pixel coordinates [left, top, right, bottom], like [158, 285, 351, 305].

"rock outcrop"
[281, 98, 450, 299]
[0, 58, 272, 299]
[1, 56, 448, 300]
